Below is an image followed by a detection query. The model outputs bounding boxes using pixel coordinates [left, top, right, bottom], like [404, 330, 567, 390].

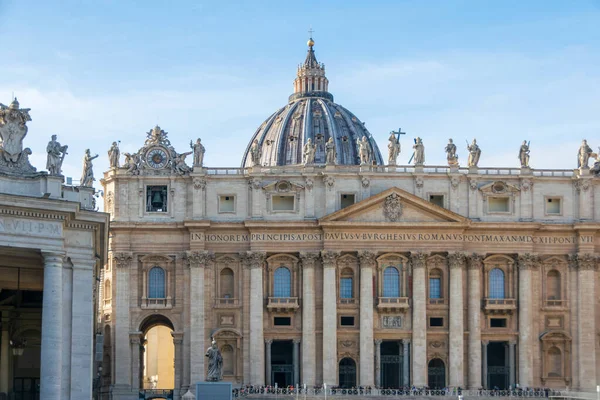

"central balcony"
[483, 298, 516, 314]
[267, 297, 299, 312]
[377, 297, 410, 313]
[214, 298, 240, 308]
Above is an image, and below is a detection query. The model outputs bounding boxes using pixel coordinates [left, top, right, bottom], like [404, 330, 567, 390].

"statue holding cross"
[388, 128, 405, 165]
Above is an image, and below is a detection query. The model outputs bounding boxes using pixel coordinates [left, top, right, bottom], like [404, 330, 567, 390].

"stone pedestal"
[196, 381, 232, 400]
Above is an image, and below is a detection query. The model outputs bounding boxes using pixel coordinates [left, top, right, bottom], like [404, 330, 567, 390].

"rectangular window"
[490, 318, 507, 328]
[272, 195, 295, 211]
[146, 186, 168, 212]
[274, 317, 291, 326]
[340, 316, 355, 326]
[429, 195, 444, 208]
[340, 194, 355, 209]
[219, 195, 235, 213]
[488, 197, 510, 213]
[429, 278, 441, 299]
[429, 317, 444, 327]
[545, 197, 561, 215]
[340, 278, 353, 299]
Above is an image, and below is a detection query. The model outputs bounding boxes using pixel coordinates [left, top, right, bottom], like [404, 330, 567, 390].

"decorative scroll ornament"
[517, 253, 540, 270]
[247, 251, 266, 269]
[468, 253, 484, 270]
[320, 250, 339, 267]
[299, 252, 319, 268]
[185, 250, 215, 268]
[448, 252, 467, 270]
[358, 250, 377, 268]
[193, 178, 206, 190]
[410, 252, 428, 269]
[0, 98, 38, 175]
[113, 252, 133, 268]
[576, 253, 598, 270]
[383, 193, 402, 222]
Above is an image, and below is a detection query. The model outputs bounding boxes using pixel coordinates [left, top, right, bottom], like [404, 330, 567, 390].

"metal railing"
[236, 387, 566, 397]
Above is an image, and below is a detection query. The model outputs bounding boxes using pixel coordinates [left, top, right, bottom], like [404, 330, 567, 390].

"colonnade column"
[448, 253, 466, 387]
[575, 254, 597, 390]
[172, 332, 184, 397]
[293, 339, 300, 385]
[517, 254, 537, 388]
[248, 252, 266, 385]
[300, 252, 319, 387]
[321, 251, 339, 386]
[402, 339, 410, 386]
[358, 251, 376, 386]
[186, 250, 215, 389]
[467, 254, 483, 389]
[40, 251, 64, 400]
[482, 341, 488, 388]
[410, 252, 428, 387]
[374, 340, 382, 388]
[113, 252, 133, 390]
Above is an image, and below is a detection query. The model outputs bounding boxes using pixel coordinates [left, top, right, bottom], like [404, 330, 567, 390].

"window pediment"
[479, 181, 520, 195]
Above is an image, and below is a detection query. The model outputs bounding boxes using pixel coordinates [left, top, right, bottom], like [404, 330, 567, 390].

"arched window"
[383, 267, 400, 297]
[273, 267, 291, 298]
[148, 267, 166, 299]
[429, 269, 442, 299]
[220, 268, 234, 299]
[546, 270, 561, 300]
[340, 268, 353, 299]
[104, 280, 112, 299]
[222, 344, 234, 375]
[548, 347, 562, 377]
[489, 268, 505, 299]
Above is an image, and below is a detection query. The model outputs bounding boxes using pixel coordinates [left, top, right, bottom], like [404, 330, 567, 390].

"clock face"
[146, 147, 169, 169]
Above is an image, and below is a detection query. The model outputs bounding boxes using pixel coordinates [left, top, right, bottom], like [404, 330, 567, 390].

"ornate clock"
[145, 147, 169, 169]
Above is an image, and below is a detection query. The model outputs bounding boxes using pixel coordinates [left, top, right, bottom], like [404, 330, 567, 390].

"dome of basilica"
[241, 39, 384, 167]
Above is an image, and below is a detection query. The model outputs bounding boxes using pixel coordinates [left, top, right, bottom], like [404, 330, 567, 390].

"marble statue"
[578, 139, 593, 169]
[467, 139, 481, 167]
[387, 132, 401, 165]
[591, 147, 600, 176]
[0, 98, 37, 175]
[357, 136, 372, 165]
[413, 137, 425, 166]
[123, 152, 140, 175]
[80, 149, 98, 187]
[518, 140, 530, 168]
[303, 138, 316, 165]
[173, 151, 193, 175]
[190, 138, 205, 167]
[205, 338, 223, 382]
[46, 135, 68, 175]
[108, 141, 119, 168]
[250, 139, 262, 167]
[325, 137, 336, 165]
[445, 139, 458, 166]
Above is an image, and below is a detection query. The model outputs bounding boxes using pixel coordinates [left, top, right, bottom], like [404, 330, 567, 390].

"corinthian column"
[467, 254, 483, 389]
[517, 253, 538, 388]
[186, 250, 215, 388]
[358, 251, 376, 386]
[248, 251, 266, 385]
[300, 252, 319, 387]
[448, 252, 466, 388]
[410, 252, 428, 387]
[321, 250, 339, 386]
[575, 254, 597, 390]
[113, 252, 133, 389]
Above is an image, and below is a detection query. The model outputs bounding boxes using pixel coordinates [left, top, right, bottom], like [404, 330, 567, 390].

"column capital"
[448, 252, 467, 270]
[410, 251, 428, 269]
[358, 250, 377, 268]
[482, 340, 489, 346]
[41, 250, 66, 264]
[517, 253, 540, 270]
[68, 255, 97, 269]
[467, 253, 484, 270]
[402, 338, 411, 345]
[246, 251, 266, 269]
[299, 251, 320, 269]
[293, 339, 301, 345]
[374, 339, 382, 346]
[129, 331, 143, 345]
[185, 250, 215, 268]
[112, 252, 133, 269]
[265, 338, 273, 345]
[574, 253, 598, 270]
[171, 331, 184, 345]
[321, 250, 340, 268]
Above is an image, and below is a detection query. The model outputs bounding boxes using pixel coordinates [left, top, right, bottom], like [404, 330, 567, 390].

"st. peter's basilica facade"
[100, 39, 600, 399]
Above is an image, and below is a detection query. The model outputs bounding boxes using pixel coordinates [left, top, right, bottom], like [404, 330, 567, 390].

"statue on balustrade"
[357, 135, 372, 165]
[250, 139, 262, 167]
[387, 132, 401, 165]
[80, 149, 98, 187]
[518, 140, 530, 168]
[303, 138, 316, 165]
[190, 138, 205, 167]
[205, 338, 223, 382]
[578, 139, 593, 169]
[325, 137, 336, 165]
[46, 135, 68, 175]
[108, 141, 120, 168]
[445, 138, 458, 166]
[413, 137, 425, 166]
[467, 138, 481, 167]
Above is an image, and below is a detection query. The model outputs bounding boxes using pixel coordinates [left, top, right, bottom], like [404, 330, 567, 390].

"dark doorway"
[338, 358, 357, 389]
[487, 342, 509, 389]
[271, 340, 293, 387]
[427, 358, 445, 389]
[381, 341, 402, 388]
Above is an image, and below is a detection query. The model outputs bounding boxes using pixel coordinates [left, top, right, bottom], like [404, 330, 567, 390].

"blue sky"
[1, 0, 599, 185]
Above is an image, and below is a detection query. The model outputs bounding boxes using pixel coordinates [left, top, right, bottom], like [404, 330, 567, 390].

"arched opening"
[546, 270, 561, 300]
[383, 267, 400, 297]
[273, 267, 291, 298]
[427, 358, 445, 389]
[104, 279, 112, 300]
[338, 358, 357, 388]
[220, 268, 234, 299]
[139, 315, 175, 391]
[489, 268, 505, 299]
[339, 267, 354, 300]
[548, 347, 562, 377]
[148, 267, 166, 299]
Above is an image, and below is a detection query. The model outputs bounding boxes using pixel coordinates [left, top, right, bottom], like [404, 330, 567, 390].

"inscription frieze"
[0, 217, 62, 237]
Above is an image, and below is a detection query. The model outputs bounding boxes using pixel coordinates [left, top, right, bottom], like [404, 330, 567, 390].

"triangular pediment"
[320, 187, 470, 224]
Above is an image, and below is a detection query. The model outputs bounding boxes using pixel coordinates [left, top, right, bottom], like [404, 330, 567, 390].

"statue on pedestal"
[387, 132, 401, 165]
[205, 338, 223, 382]
[80, 149, 98, 187]
[357, 136, 372, 165]
[108, 141, 119, 168]
[578, 139, 593, 169]
[46, 135, 68, 175]
[518, 140, 530, 168]
[467, 139, 481, 167]
[0, 98, 37, 175]
[325, 137, 336, 165]
[250, 139, 262, 167]
[190, 138, 205, 167]
[445, 139, 458, 166]
[303, 138, 316, 165]
[413, 137, 425, 166]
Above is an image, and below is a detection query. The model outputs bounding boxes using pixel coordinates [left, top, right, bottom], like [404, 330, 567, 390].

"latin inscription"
[0, 217, 61, 237]
[382, 316, 402, 328]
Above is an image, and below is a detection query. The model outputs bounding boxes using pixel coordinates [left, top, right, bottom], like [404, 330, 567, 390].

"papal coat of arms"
[383, 193, 402, 221]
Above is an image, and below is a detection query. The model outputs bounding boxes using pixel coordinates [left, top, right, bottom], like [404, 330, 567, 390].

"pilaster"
[517, 253, 539, 388]
[113, 252, 133, 389]
[248, 251, 266, 385]
[575, 253, 597, 390]
[410, 251, 428, 387]
[358, 250, 376, 386]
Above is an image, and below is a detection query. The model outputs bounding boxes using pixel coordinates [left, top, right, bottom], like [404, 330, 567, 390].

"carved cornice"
[185, 250, 215, 268]
[517, 253, 540, 270]
[410, 252, 428, 269]
[299, 251, 319, 269]
[467, 253, 484, 270]
[358, 250, 377, 268]
[113, 252, 133, 269]
[576, 253, 598, 271]
[448, 252, 467, 270]
[247, 251, 266, 269]
[321, 250, 339, 268]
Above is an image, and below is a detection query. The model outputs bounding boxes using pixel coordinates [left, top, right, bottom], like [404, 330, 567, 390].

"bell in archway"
[151, 191, 163, 207]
